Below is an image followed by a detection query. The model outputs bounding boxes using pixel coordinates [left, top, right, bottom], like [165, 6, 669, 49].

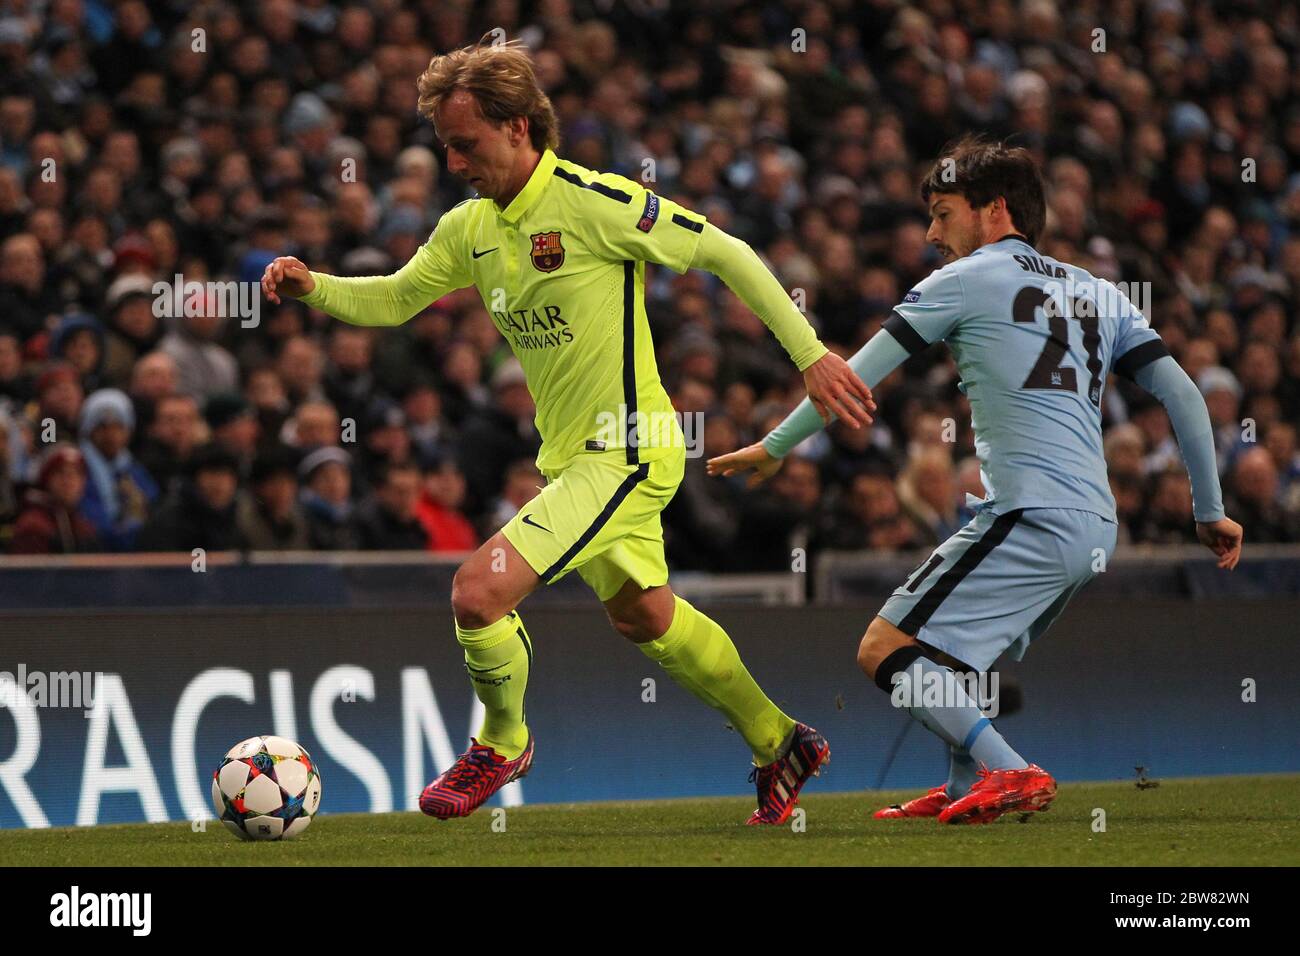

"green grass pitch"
[5, 775, 1297, 866]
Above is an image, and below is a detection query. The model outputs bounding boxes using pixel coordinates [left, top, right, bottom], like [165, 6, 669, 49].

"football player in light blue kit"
[709, 137, 1243, 824]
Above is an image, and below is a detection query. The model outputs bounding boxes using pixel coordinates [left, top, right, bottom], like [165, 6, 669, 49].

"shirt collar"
[496, 148, 557, 223]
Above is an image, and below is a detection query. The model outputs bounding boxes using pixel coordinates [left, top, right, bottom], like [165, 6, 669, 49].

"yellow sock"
[456, 611, 532, 760]
[639, 596, 796, 764]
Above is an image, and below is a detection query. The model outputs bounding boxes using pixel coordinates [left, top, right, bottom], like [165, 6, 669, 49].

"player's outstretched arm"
[1128, 353, 1241, 569]
[262, 210, 471, 327]
[690, 223, 874, 427]
[707, 327, 912, 485]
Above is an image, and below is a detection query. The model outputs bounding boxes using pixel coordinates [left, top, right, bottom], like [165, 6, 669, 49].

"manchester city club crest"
[530, 231, 565, 272]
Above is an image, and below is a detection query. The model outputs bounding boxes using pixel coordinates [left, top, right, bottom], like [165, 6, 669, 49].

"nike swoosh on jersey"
[472, 247, 498, 258]
[521, 513, 551, 533]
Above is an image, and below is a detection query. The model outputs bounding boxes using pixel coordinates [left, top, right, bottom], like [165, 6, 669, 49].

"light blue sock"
[946, 746, 980, 798]
[891, 655, 1027, 772]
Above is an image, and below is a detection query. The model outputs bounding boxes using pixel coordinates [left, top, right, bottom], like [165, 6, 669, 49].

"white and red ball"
[211, 735, 322, 840]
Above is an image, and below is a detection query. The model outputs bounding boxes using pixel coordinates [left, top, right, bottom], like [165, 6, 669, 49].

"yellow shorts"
[502, 446, 685, 602]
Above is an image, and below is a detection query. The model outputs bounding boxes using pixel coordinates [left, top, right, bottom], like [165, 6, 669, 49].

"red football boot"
[937, 763, 1056, 825]
[746, 723, 830, 825]
[419, 736, 534, 819]
[873, 785, 952, 819]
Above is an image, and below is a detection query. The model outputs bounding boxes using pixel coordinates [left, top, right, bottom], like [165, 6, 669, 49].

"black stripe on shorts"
[896, 509, 1025, 635]
[540, 462, 651, 583]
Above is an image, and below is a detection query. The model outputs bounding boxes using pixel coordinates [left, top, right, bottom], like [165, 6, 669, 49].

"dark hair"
[920, 136, 1046, 245]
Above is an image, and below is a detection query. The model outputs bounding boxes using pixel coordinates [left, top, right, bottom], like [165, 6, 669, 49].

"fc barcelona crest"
[530, 231, 565, 272]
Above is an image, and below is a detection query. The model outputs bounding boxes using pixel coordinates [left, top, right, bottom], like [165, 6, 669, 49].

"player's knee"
[858, 617, 907, 681]
[451, 567, 502, 629]
[606, 610, 643, 642]
[605, 603, 661, 643]
[604, 590, 674, 644]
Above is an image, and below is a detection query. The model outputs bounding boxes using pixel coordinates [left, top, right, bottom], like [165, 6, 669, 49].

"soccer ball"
[211, 735, 322, 841]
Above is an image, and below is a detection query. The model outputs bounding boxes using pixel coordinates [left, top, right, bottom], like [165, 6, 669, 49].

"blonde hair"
[416, 37, 558, 153]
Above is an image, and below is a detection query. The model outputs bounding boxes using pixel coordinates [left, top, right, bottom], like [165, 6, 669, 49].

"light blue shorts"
[879, 507, 1117, 672]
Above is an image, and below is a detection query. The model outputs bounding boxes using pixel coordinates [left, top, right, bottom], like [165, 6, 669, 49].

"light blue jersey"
[889, 235, 1167, 519]
[766, 235, 1197, 522]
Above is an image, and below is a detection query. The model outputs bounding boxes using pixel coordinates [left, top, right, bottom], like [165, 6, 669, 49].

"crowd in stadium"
[0, 0, 1298, 564]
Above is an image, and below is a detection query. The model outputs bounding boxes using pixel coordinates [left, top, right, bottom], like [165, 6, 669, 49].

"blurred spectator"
[0, 331, 31, 404]
[127, 350, 178, 432]
[1225, 446, 1300, 543]
[731, 455, 821, 571]
[246, 365, 293, 443]
[136, 392, 201, 495]
[9, 445, 99, 554]
[276, 335, 326, 406]
[34, 363, 83, 441]
[205, 392, 260, 477]
[416, 454, 479, 552]
[137, 443, 247, 552]
[458, 359, 540, 515]
[236, 444, 309, 550]
[283, 398, 339, 450]
[819, 466, 925, 552]
[484, 458, 543, 537]
[0, 233, 61, 339]
[359, 396, 412, 489]
[323, 325, 375, 427]
[357, 460, 428, 550]
[1135, 470, 1198, 545]
[1197, 366, 1247, 475]
[299, 445, 361, 551]
[1265, 421, 1300, 512]
[664, 415, 742, 570]
[77, 388, 158, 550]
[898, 445, 962, 545]
[159, 311, 239, 400]
[402, 380, 451, 465]
[101, 273, 164, 387]
[1109, 472, 1145, 546]
[49, 313, 106, 393]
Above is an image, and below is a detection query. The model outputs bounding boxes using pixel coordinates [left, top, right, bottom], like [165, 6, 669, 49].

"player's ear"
[508, 115, 529, 147]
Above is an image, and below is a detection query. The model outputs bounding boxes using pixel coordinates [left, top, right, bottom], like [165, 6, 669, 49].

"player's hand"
[261, 256, 315, 305]
[706, 441, 784, 488]
[1196, 517, 1243, 570]
[803, 351, 875, 428]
